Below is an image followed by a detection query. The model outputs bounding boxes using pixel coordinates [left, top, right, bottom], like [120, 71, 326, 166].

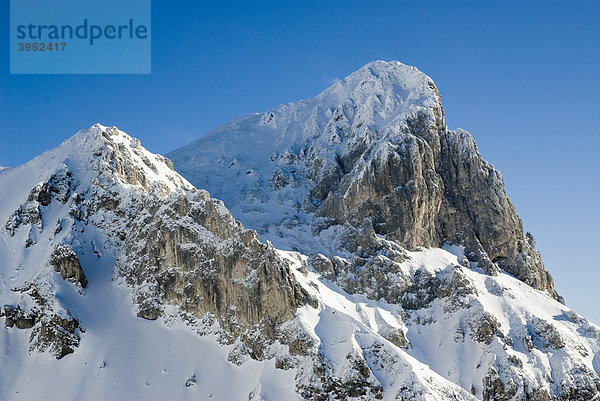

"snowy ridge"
[0, 124, 190, 222]
[280, 247, 600, 400]
[0, 124, 301, 399]
[280, 250, 478, 400]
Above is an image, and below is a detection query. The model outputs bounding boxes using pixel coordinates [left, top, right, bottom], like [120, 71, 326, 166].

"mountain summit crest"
[168, 60, 560, 303]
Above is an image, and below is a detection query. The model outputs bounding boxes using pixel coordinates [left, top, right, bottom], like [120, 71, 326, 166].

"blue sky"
[1, 0, 599, 323]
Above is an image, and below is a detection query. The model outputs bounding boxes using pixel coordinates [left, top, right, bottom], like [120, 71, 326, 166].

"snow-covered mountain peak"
[168, 61, 446, 221]
[163, 61, 600, 399]
[248, 60, 442, 144]
[0, 125, 201, 274]
[318, 60, 439, 112]
[56, 123, 192, 195]
[168, 60, 561, 301]
[171, 61, 441, 162]
[0, 124, 197, 285]
[0, 125, 246, 360]
[1, 124, 192, 220]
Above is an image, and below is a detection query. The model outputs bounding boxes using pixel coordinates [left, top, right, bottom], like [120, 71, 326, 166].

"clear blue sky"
[1, 1, 599, 323]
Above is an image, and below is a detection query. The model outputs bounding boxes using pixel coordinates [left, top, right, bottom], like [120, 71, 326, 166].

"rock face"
[168, 60, 561, 303]
[116, 190, 307, 354]
[49, 244, 88, 288]
[437, 129, 556, 297]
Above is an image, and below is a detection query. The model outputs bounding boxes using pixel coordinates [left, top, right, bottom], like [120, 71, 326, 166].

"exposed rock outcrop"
[2, 283, 81, 359]
[116, 190, 307, 352]
[50, 244, 88, 288]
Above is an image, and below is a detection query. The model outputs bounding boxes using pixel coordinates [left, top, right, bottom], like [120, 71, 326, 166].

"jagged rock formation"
[169, 60, 561, 304]
[115, 189, 308, 353]
[50, 244, 88, 288]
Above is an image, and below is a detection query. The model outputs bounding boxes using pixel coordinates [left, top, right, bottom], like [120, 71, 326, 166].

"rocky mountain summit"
[169, 60, 560, 305]
[0, 125, 306, 358]
[0, 62, 598, 401]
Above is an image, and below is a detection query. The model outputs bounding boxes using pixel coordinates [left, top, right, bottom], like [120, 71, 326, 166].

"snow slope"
[280, 247, 600, 400]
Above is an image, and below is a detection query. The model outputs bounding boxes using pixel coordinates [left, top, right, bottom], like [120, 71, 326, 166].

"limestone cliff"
[169, 60, 561, 303]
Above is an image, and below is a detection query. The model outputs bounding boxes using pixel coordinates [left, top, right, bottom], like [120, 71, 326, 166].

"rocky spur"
[15, 19, 148, 45]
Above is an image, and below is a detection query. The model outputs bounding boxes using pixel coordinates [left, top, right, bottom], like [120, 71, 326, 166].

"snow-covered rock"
[1, 61, 599, 400]
[169, 61, 560, 304]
